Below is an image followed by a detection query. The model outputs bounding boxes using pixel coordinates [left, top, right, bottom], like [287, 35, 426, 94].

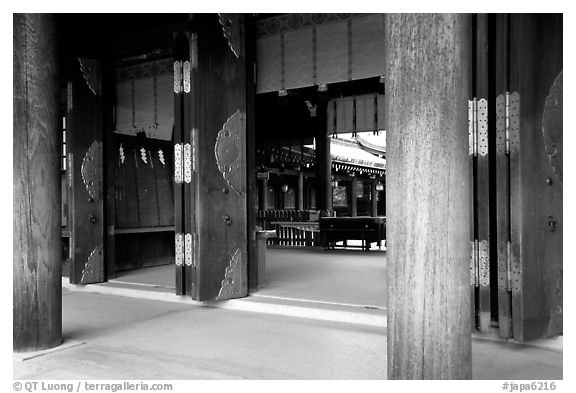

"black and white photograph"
[8, 4, 568, 388]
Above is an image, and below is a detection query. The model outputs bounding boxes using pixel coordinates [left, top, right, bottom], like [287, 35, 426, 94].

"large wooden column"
[258, 177, 268, 211]
[315, 95, 332, 214]
[13, 13, 62, 352]
[386, 14, 472, 379]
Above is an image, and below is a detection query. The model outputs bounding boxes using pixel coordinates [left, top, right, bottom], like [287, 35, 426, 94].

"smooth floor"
[112, 246, 387, 308]
[13, 290, 562, 380]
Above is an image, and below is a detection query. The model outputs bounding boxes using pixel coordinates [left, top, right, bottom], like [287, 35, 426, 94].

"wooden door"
[188, 14, 250, 301]
[508, 14, 563, 341]
[67, 58, 105, 284]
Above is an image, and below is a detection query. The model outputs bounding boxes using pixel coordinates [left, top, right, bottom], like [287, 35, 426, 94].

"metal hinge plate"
[175, 233, 184, 267]
[184, 233, 193, 267]
[478, 239, 489, 287]
[477, 99, 488, 156]
[468, 98, 488, 157]
[174, 60, 191, 94]
[174, 143, 183, 184]
[184, 143, 192, 184]
[183, 61, 191, 94]
[193, 233, 198, 268]
[470, 240, 478, 286]
[509, 92, 520, 154]
[174, 61, 182, 94]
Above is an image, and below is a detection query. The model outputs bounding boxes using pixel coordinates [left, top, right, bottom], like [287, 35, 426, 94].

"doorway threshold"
[61, 278, 386, 329]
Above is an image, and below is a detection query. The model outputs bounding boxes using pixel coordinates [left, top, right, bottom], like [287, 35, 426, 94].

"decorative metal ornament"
[184, 143, 192, 183]
[477, 99, 488, 156]
[81, 246, 103, 284]
[214, 110, 245, 195]
[175, 234, 183, 267]
[185, 233, 193, 267]
[119, 143, 125, 165]
[174, 144, 183, 183]
[140, 147, 148, 164]
[81, 141, 102, 201]
[478, 240, 490, 287]
[216, 248, 242, 300]
[218, 14, 242, 58]
[77, 57, 102, 96]
[542, 71, 563, 183]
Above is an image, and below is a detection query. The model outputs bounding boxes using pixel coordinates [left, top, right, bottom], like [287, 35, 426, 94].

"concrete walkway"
[13, 289, 562, 380]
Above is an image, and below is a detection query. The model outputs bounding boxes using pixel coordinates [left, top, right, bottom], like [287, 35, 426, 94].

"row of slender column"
[258, 173, 380, 216]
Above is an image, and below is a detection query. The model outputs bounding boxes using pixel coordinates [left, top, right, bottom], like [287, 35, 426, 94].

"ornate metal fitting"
[542, 71, 563, 183]
[184, 143, 192, 184]
[185, 233, 193, 267]
[174, 143, 183, 183]
[81, 141, 102, 201]
[215, 110, 245, 195]
[218, 14, 242, 58]
[78, 57, 102, 96]
[509, 92, 520, 154]
[468, 98, 488, 157]
[496, 94, 506, 155]
[174, 61, 183, 94]
[216, 248, 243, 300]
[468, 100, 474, 156]
[478, 240, 490, 287]
[470, 240, 478, 286]
[477, 99, 488, 156]
[81, 246, 103, 284]
[175, 234, 184, 267]
[183, 61, 191, 94]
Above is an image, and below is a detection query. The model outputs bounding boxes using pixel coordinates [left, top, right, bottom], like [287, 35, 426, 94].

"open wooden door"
[67, 58, 105, 284]
[184, 14, 251, 301]
[507, 14, 563, 341]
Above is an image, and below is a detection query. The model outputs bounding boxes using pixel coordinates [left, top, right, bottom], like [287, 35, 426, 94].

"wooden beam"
[386, 14, 472, 379]
[13, 13, 62, 352]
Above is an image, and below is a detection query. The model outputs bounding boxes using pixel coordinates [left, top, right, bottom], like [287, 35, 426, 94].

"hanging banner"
[114, 59, 174, 141]
[327, 93, 385, 134]
[256, 13, 386, 94]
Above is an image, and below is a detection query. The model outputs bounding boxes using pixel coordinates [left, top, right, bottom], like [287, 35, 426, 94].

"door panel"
[192, 14, 249, 301]
[67, 58, 105, 284]
[509, 14, 562, 341]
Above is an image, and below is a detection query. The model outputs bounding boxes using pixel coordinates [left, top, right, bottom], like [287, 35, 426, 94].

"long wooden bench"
[319, 216, 386, 251]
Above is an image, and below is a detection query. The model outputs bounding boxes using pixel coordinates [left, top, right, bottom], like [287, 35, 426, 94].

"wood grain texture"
[13, 13, 62, 352]
[67, 57, 105, 285]
[509, 14, 562, 341]
[194, 15, 248, 301]
[474, 14, 492, 332]
[385, 14, 472, 379]
[494, 14, 512, 339]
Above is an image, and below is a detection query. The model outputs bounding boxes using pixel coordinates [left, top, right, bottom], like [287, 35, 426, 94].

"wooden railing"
[256, 210, 320, 247]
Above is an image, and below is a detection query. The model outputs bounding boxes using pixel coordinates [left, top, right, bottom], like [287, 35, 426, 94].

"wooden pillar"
[13, 13, 62, 352]
[258, 177, 268, 211]
[296, 171, 304, 211]
[386, 14, 472, 379]
[315, 95, 332, 214]
[350, 176, 358, 217]
[371, 181, 378, 217]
